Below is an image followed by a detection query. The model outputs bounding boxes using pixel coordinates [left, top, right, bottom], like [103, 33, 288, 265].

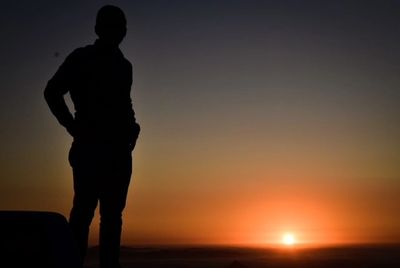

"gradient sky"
[1, 0, 400, 246]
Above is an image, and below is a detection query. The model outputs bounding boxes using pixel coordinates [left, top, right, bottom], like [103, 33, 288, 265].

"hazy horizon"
[85, 244, 400, 268]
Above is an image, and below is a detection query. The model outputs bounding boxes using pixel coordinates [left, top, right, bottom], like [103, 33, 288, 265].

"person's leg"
[68, 142, 100, 265]
[98, 147, 132, 268]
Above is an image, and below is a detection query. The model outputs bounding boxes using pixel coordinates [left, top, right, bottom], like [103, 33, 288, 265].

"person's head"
[95, 5, 127, 47]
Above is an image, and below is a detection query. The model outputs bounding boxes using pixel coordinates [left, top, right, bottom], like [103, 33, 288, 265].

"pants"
[68, 141, 132, 268]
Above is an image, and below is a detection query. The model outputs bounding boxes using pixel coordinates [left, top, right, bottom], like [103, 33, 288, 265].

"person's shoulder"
[67, 45, 95, 60]
[61, 45, 98, 69]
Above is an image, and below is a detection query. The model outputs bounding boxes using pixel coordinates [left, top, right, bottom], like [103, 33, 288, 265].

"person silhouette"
[44, 5, 140, 268]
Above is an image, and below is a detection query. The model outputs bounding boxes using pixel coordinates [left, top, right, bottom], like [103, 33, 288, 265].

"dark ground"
[84, 244, 400, 268]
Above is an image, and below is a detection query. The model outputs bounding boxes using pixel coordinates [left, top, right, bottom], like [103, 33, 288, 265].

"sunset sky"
[1, 0, 400, 247]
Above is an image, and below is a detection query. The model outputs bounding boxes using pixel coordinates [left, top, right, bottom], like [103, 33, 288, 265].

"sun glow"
[282, 233, 296, 246]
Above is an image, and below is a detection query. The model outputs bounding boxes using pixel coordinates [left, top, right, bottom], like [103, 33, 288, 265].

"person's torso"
[67, 44, 134, 143]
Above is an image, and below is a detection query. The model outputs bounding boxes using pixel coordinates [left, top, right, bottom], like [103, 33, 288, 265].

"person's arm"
[44, 51, 78, 136]
[128, 105, 140, 151]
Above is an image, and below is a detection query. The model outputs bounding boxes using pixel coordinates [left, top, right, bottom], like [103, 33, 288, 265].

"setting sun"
[282, 233, 296, 246]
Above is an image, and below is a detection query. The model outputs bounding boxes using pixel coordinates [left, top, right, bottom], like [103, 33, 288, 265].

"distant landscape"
[85, 244, 400, 268]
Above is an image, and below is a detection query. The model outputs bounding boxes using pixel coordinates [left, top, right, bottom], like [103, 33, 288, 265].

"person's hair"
[96, 5, 126, 27]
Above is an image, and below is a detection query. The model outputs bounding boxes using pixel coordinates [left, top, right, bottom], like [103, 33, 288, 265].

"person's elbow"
[44, 80, 62, 104]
